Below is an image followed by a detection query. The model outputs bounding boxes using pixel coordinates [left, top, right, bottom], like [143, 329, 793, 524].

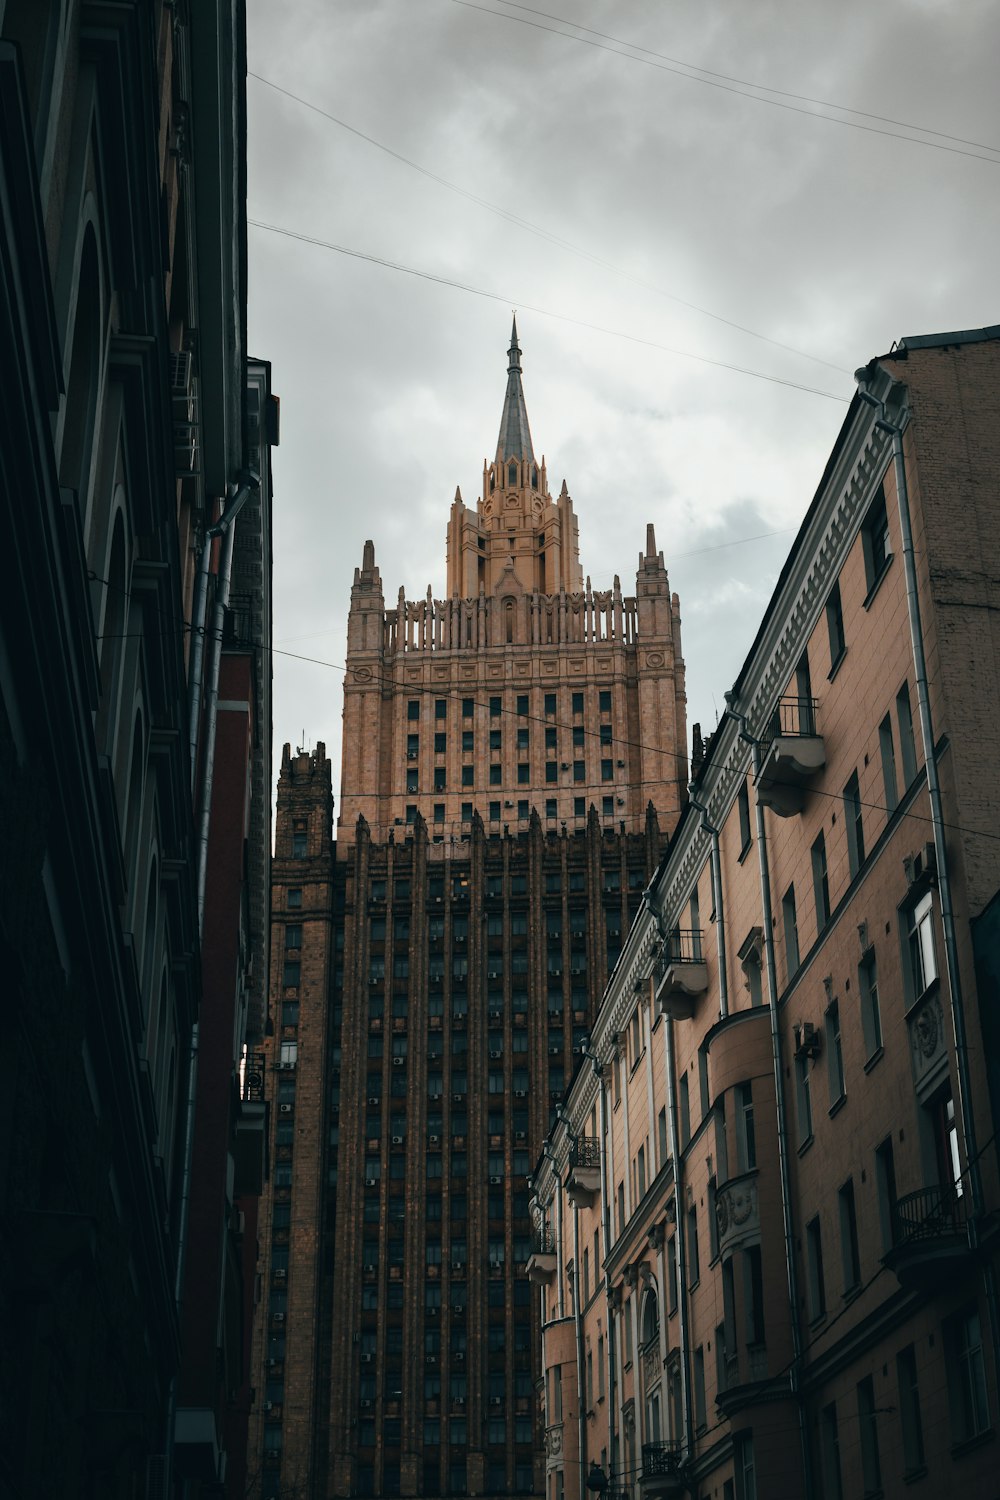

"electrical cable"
[248, 70, 848, 377]
[247, 219, 850, 404]
[452, 0, 1000, 168]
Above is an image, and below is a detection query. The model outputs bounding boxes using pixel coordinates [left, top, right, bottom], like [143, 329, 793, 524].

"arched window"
[489, 468, 495, 494]
[508, 461, 518, 486]
[640, 1286, 660, 1349]
[504, 600, 515, 645]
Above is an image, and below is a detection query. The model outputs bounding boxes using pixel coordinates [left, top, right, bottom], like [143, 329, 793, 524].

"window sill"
[738, 839, 753, 865]
[808, 1312, 828, 1331]
[797, 1134, 815, 1158]
[903, 1466, 928, 1486]
[863, 1046, 884, 1075]
[828, 1093, 847, 1119]
[904, 974, 941, 1018]
[950, 1427, 995, 1460]
[827, 646, 847, 682]
[863, 552, 894, 610]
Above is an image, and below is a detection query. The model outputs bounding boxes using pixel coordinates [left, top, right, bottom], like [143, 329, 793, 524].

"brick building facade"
[248, 328, 690, 1497]
[530, 325, 1000, 1500]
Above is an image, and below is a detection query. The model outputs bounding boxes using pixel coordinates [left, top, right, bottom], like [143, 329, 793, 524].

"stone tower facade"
[250, 329, 690, 1500]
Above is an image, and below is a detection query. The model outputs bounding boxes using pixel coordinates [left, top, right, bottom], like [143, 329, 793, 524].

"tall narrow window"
[738, 780, 752, 856]
[811, 832, 830, 928]
[947, 1305, 989, 1442]
[897, 682, 918, 786]
[857, 1375, 882, 1496]
[825, 581, 846, 670]
[795, 1053, 813, 1145]
[859, 948, 882, 1060]
[743, 1245, 765, 1346]
[874, 1136, 898, 1253]
[694, 1347, 706, 1430]
[861, 485, 892, 594]
[825, 1000, 845, 1107]
[736, 1082, 756, 1172]
[838, 1179, 861, 1293]
[679, 1074, 691, 1145]
[906, 892, 937, 1002]
[806, 1216, 826, 1321]
[819, 1403, 842, 1500]
[896, 1345, 925, 1475]
[687, 1206, 700, 1287]
[843, 772, 865, 876]
[782, 885, 800, 975]
[878, 714, 898, 813]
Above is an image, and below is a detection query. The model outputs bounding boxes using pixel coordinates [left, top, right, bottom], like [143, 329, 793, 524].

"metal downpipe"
[689, 790, 729, 1019]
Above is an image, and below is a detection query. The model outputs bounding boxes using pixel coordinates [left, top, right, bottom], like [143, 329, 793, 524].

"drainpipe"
[856, 372, 1000, 1384]
[663, 1015, 694, 1458]
[587, 1048, 617, 1482]
[564, 1138, 588, 1500]
[688, 789, 729, 1019]
[724, 696, 812, 1498]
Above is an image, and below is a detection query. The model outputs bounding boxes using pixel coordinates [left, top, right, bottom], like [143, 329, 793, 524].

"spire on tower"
[496, 315, 535, 465]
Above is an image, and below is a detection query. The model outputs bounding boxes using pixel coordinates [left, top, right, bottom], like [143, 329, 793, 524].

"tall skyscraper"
[250, 326, 690, 1499]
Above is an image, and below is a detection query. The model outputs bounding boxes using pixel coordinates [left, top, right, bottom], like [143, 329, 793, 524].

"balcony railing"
[569, 1137, 602, 1170]
[665, 928, 704, 964]
[655, 931, 708, 1020]
[641, 1441, 683, 1477]
[760, 695, 817, 751]
[756, 695, 824, 817]
[533, 1229, 556, 1255]
[894, 1184, 968, 1243]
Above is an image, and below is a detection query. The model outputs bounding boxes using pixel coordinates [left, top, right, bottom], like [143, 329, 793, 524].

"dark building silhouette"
[248, 330, 689, 1498]
[0, 4, 274, 1496]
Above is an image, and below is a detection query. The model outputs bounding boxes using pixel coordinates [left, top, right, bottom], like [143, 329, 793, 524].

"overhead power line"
[453, 0, 1000, 168]
[494, 0, 1000, 157]
[247, 218, 850, 403]
[249, 70, 847, 376]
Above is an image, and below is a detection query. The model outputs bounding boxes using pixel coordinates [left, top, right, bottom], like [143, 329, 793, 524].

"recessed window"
[434, 768, 446, 791]
[405, 804, 417, 824]
[601, 759, 613, 781]
[291, 831, 307, 858]
[462, 765, 474, 786]
[878, 714, 898, 813]
[602, 796, 614, 818]
[434, 732, 446, 755]
[545, 762, 557, 783]
[462, 698, 474, 718]
[574, 798, 585, 818]
[843, 772, 864, 876]
[489, 765, 501, 785]
[462, 731, 474, 753]
[517, 764, 529, 784]
[408, 700, 420, 721]
[838, 1179, 861, 1292]
[572, 692, 584, 715]
[811, 832, 830, 928]
[461, 802, 473, 822]
[516, 694, 528, 716]
[517, 800, 529, 819]
[516, 727, 529, 751]
[896, 1345, 926, 1476]
[287, 888, 302, 909]
[795, 1053, 813, 1145]
[599, 690, 611, 713]
[572, 726, 584, 748]
[545, 798, 557, 819]
[489, 729, 501, 751]
[407, 733, 419, 756]
[599, 724, 612, 745]
[856, 1376, 882, 1495]
[406, 769, 418, 793]
[433, 803, 445, 824]
[859, 948, 882, 1058]
[573, 761, 585, 782]
[896, 682, 918, 785]
[825, 580, 846, 670]
[435, 698, 447, 720]
[945, 1305, 990, 1442]
[905, 891, 937, 1002]
[489, 801, 500, 822]
[806, 1216, 826, 1321]
[544, 693, 556, 715]
[826, 1000, 845, 1106]
[738, 781, 752, 856]
[861, 485, 892, 597]
[489, 696, 502, 718]
[782, 884, 799, 975]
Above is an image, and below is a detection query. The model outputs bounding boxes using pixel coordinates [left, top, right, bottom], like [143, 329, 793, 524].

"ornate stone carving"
[716, 1173, 759, 1254]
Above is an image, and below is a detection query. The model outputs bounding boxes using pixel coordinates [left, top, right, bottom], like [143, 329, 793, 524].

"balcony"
[234, 1051, 267, 1196]
[885, 1185, 972, 1288]
[715, 1171, 759, 1256]
[566, 1137, 601, 1210]
[755, 696, 824, 817]
[654, 930, 707, 1021]
[715, 1342, 774, 1419]
[527, 1230, 557, 1285]
[639, 1441, 686, 1500]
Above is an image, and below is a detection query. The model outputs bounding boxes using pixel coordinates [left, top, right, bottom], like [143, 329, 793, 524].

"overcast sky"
[245, 0, 999, 811]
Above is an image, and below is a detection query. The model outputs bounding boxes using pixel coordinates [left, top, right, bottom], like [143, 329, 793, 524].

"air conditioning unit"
[429, 1134, 440, 1145]
[515, 1130, 526, 1142]
[407, 750, 419, 760]
[452, 1093, 464, 1104]
[278, 1060, 295, 1071]
[490, 1050, 502, 1060]
[454, 1396, 466, 1407]
[452, 1260, 464, 1272]
[794, 1021, 821, 1059]
[368, 1096, 380, 1106]
[279, 1103, 293, 1114]
[360, 1352, 373, 1363]
[489, 1175, 502, 1185]
[364, 1262, 378, 1273]
[548, 1045, 561, 1056]
[273, 1268, 287, 1282]
[427, 1353, 438, 1365]
[905, 843, 937, 886]
[504, 801, 514, 808]
[514, 1089, 527, 1099]
[263, 1401, 274, 1413]
[360, 1399, 373, 1410]
[365, 1177, 378, 1188]
[560, 763, 569, 771]
[391, 1135, 404, 1145]
[392, 1057, 405, 1067]
[454, 1351, 465, 1364]
[273, 1312, 285, 1324]
[265, 1448, 281, 1461]
[617, 759, 625, 768]
[490, 1397, 502, 1408]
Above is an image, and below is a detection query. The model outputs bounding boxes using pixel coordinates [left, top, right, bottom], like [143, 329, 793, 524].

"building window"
[490, 696, 502, 718]
[285, 924, 302, 949]
[434, 803, 445, 824]
[574, 797, 585, 818]
[859, 947, 882, 1059]
[736, 1082, 756, 1171]
[572, 726, 585, 748]
[782, 885, 800, 975]
[292, 831, 307, 858]
[600, 723, 612, 745]
[896, 1344, 925, 1475]
[857, 1375, 882, 1496]
[734, 1433, 756, 1500]
[287, 887, 302, 909]
[435, 698, 447, 720]
[811, 832, 830, 928]
[545, 693, 556, 715]
[946, 1305, 990, 1442]
[573, 761, 585, 782]
[408, 700, 420, 720]
[679, 1075, 690, 1146]
[906, 891, 937, 1003]
[461, 765, 473, 787]
[462, 731, 474, 753]
[406, 804, 417, 824]
[406, 769, 419, 793]
[283, 961, 300, 988]
[825, 1000, 845, 1106]
[516, 727, 529, 751]
[490, 765, 501, 785]
[433, 731, 446, 755]
[825, 580, 846, 670]
[874, 1136, 897, 1253]
[572, 692, 583, 715]
[517, 800, 529, 820]
[545, 798, 557, 818]
[795, 1053, 812, 1146]
[602, 797, 614, 819]
[461, 802, 473, 822]
[687, 1206, 700, 1286]
[743, 1244, 765, 1345]
[544, 761, 558, 784]
[896, 682, 918, 785]
[462, 698, 474, 718]
[407, 732, 419, 757]
[489, 801, 500, 822]
[878, 714, 898, 813]
[545, 727, 557, 749]
[819, 1403, 842, 1500]
[601, 759, 613, 781]
[599, 690, 611, 713]
[843, 772, 865, 876]
[517, 763, 529, 784]
[861, 485, 892, 597]
[516, 694, 528, 716]
[738, 781, 752, 856]
[667, 1235, 677, 1313]
[838, 1179, 861, 1294]
[694, 1347, 706, 1430]
[806, 1216, 826, 1321]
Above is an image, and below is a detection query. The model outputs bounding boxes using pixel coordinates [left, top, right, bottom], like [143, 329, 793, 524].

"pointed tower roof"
[495, 315, 535, 465]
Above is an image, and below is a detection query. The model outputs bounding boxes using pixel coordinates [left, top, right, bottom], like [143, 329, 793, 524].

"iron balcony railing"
[641, 1441, 684, 1478]
[569, 1137, 601, 1170]
[760, 695, 818, 754]
[893, 1184, 968, 1244]
[532, 1229, 556, 1255]
[665, 927, 704, 965]
[243, 1051, 266, 1102]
